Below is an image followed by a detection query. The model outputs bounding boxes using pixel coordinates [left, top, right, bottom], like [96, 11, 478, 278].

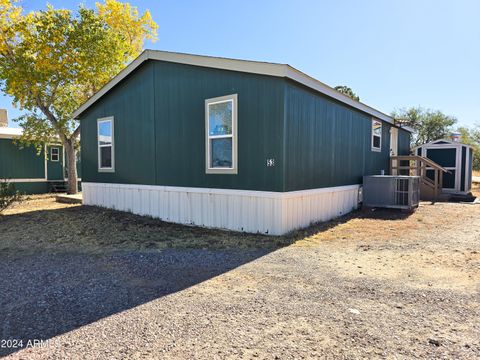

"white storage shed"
[414, 138, 473, 194]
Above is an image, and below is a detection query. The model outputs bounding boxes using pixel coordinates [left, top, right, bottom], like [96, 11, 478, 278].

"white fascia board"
[9, 178, 46, 183]
[284, 66, 394, 125]
[400, 125, 415, 133]
[0, 127, 23, 139]
[413, 139, 473, 149]
[72, 49, 405, 130]
[146, 49, 287, 77]
[72, 51, 150, 119]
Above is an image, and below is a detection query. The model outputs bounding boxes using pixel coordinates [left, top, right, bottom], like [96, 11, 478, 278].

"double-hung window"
[50, 147, 59, 162]
[97, 117, 114, 172]
[371, 119, 382, 152]
[205, 94, 237, 174]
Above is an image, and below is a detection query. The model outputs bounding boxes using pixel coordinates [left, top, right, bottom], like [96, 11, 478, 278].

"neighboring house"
[74, 50, 412, 235]
[414, 137, 473, 195]
[0, 124, 81, 194]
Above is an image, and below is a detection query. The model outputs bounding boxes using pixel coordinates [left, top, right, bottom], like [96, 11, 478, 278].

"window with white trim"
[205, 94, 237, 174]
[97, 117, 114, 171]
[371, 119, 382, 152]
[50, 147, 59, 162]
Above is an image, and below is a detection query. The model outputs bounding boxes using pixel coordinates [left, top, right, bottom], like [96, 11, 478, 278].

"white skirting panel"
[82, 182, 360, 235]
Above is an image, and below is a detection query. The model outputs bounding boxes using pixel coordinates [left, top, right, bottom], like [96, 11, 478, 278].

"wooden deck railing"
[390, 155, 449, 199]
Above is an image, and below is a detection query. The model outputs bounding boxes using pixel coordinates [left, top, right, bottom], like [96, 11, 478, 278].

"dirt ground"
[0, 191, 479, 359]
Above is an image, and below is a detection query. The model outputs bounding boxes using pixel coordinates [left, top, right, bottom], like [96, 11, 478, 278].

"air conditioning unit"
[363, 175, 420, 210]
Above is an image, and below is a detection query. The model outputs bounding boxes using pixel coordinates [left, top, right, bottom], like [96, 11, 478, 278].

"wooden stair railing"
[390, 155, 449, 200]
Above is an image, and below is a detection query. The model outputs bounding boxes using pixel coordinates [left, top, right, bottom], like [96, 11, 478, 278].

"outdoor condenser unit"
[362, 175, 420, 210]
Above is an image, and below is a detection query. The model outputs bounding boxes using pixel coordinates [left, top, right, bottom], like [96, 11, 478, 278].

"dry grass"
[471, 182, 480, 197]
[1, 194, 479, 259]
[295, 201, 480, 292]
[0, 196, 290, 254]
[2, 195, 480, 358]
[473, 170, 480, 177]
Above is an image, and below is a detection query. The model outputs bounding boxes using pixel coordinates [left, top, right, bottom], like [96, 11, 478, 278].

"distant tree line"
[334, 86, 360, 102]
[334, 86, 479, 171]
[392, 106, 480, 170]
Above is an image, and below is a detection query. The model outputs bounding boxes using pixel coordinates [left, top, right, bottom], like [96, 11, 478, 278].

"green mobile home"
[75, 50, 411, 235]
[0, 127, 81, 194]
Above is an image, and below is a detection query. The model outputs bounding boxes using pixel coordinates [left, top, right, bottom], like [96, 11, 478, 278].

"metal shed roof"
[72, 50, 412, 132]
[413, 139, 473, 149]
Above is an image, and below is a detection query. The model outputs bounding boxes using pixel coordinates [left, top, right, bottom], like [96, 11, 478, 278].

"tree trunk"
[64, 139, 78, 194]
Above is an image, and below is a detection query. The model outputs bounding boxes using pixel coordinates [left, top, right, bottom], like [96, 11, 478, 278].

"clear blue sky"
[2, 0, 479, 128]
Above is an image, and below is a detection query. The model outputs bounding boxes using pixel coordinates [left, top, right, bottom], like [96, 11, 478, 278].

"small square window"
[211, 138, 233, 168]
[50, 147, 59, 162]
[209, 101, 233, 136]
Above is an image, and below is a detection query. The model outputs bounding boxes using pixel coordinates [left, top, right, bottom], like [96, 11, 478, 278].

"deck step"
[449, 194, 477, 203]
[55, 193, 82, 204]
[50, 181, 68, 193]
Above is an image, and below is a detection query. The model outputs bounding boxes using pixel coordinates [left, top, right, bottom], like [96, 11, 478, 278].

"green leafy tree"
[0, 0, 157, 194]
[391, 107, 457, 146]
[457, 126, 480, 171]
[0, 179, 22, 213]
[334, 85, 360, 101]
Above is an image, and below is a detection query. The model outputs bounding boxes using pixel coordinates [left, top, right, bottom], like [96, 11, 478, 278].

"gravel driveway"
[1, 197, 479, 359]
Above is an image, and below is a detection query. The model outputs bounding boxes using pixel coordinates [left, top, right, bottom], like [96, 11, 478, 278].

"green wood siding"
[81, 62, 156, 186]
[14, 182, 50, 194]
[0, 139, 45, 179]
[0, 139, 82, 194]
[283, 80, 393, 191]
[79, 60, 411, 192]
[80, 60, 285, 191]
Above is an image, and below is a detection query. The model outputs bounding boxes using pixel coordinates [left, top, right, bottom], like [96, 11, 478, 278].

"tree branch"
[34, 95, 67, 144]
[72, 124, 81, 139]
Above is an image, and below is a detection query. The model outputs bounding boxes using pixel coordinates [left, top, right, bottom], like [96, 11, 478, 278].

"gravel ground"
[1, 197, 479, 359]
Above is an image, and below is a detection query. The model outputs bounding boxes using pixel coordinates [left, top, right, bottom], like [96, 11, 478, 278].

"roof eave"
[72, 50, 150, 119]
[72, 49, 403, 129]
[412, 139, 474, 149]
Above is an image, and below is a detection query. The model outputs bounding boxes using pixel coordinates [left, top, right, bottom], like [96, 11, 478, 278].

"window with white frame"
[371, 119, 382, 152]
[205, 94, 237, 174]
[50, 147, 59, 162]
[97, 117, 114, 171]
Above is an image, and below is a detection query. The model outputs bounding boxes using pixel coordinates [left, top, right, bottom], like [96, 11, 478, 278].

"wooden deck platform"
[55, 193, 83, 204]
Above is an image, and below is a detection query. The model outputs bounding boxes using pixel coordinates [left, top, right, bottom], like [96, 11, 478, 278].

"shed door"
[423, 147, 460, 191]
[47, 145, 64, 181]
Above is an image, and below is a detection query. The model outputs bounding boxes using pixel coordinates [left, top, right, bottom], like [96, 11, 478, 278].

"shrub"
[0, 179, 23, 213]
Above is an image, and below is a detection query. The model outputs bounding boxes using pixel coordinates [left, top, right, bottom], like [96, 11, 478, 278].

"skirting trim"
[82, 182, 360, 235]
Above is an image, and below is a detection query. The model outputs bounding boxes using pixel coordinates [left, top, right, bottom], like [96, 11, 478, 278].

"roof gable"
[413, 138, 473, 149]
[72, 50, 410, 132]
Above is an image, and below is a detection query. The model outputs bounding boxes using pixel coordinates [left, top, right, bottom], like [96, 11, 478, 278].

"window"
[371, 119, 382, 152]
[205, 94, 237, 174]
[97, 117, 114, 172]
[50, 147, 59, 162]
